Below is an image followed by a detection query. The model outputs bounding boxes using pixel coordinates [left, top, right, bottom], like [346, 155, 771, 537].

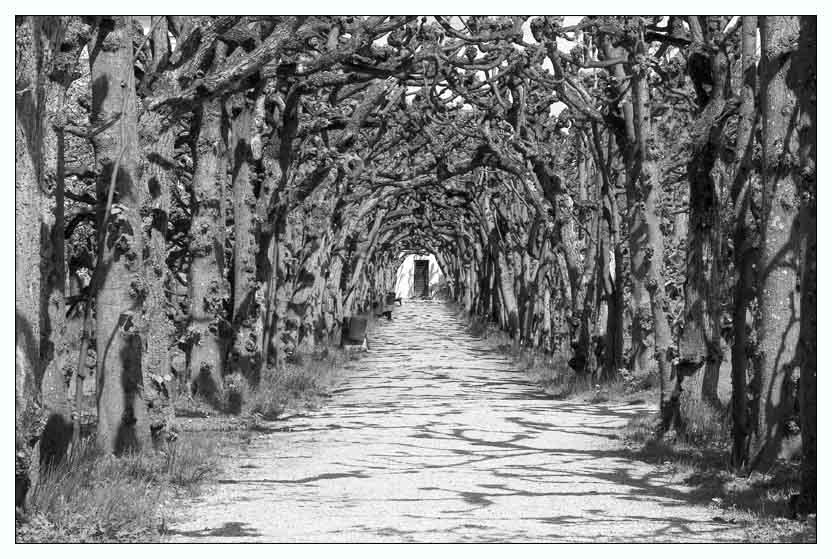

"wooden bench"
[341, 316, 369, 351]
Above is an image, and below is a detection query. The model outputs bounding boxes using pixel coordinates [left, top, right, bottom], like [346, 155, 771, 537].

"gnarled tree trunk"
[89, 16, 148, 454]
[629, 62, 673, 432]
[16, 16, 47, 504]
[678, 17, 731, 410]
[730, 15, 758, 469]
[228, 92, 263, 383]
[750, 16, 802, 471]
[140, 15, 176, 431]
[795, 15, 816, 511]
[188, 91, 229, 404]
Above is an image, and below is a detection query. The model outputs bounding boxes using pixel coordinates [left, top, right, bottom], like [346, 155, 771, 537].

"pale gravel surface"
[166, 300, 749, 542]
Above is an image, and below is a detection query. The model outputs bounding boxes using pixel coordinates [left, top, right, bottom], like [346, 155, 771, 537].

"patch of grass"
[464, 313, 489, 338]
[620, 406, 815, 543]
[162, 436, 221, 489]
[172, 390, 219, 419]
[239, 349, 344, 421]
[744, 517, 817, 543]
[522, 354, 589, 398]
[621, 413, 658, 444]
[453, 304, 658, 404]
[171, 348, 349, 423]
[678, 393, 732, 446]
[620, 399, 736, 481]
[16, 434, 221, 543]
[18, 341, 349, 542]
[703, 465, 813, 542]
[458, 310, 574, 394]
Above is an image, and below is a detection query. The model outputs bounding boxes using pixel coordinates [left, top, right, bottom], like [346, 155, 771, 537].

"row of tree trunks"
[12, 18, 816, 518]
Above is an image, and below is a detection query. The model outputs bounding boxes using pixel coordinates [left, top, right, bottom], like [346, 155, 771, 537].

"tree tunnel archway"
[14, 16, 815, 498]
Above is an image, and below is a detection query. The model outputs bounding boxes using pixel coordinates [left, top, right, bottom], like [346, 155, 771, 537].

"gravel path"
[165, 300, 748, 542]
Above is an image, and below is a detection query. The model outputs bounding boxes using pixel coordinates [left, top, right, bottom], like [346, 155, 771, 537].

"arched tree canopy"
[14, 16, 816, 512]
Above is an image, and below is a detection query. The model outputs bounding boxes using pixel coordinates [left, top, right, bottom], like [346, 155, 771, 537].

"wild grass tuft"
[162, 436, 221, 489]
[677, 393, 731, 446]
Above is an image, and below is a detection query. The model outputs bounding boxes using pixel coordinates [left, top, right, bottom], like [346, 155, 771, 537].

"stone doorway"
[413, 259, 429, 298]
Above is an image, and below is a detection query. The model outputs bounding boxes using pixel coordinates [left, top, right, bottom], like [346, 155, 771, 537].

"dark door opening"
[413, 259, 429, 298]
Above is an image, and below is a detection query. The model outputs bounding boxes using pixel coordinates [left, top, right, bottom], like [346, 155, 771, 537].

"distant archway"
[395, 253, 445, 300]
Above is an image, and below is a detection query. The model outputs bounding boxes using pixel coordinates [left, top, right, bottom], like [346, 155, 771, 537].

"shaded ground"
[165, 300, 751, 542]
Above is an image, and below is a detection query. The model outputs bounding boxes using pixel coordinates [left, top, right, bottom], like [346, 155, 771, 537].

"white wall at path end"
[395, 254, 444, 300]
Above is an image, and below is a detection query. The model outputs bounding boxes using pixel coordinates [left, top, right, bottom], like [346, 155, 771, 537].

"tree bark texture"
[795, 15, 816, 511]
[228, 93, 263, 382]
[629, 63, 673, 432]
[730, 15, 758, 469]
[16, 18, 46, 494]
[139, 15, 176, 430]
[188, 93, 229, 403]
[678, 16, 730, 410]
[89, 16, 148, 454]
[750, 16, 802, 472]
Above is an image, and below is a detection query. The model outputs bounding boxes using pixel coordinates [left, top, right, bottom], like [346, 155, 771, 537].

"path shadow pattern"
[167, 300, 750, 542]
